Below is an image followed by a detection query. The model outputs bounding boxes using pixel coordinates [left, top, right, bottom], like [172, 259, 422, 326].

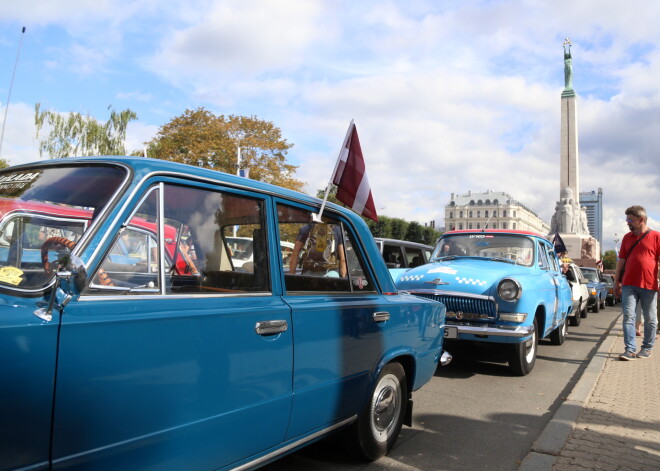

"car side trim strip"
[230, 416, 356, 471]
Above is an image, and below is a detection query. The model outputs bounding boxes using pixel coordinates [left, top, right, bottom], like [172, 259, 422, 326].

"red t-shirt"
[618, 229, 660, 290]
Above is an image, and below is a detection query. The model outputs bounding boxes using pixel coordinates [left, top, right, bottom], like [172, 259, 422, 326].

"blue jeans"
[621, 285, 658, 352]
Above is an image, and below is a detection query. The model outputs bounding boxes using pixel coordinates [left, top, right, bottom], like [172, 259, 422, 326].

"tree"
[0, 159, 8, 169]
[404, 221, 424, 243]
[390, 218, 409, 241]
[34, 103, 137, 158]
[146, 108, 304, 191]
[602, 250, 617, 270]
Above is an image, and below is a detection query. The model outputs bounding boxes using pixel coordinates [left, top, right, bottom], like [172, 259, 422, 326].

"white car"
[564, 263, 589, 326]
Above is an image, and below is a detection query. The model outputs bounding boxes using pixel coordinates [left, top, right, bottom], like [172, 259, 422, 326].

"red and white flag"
[331, 121, 378, 222]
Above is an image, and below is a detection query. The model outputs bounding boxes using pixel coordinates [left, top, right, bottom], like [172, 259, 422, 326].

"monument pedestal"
[559, 233, 600, 264]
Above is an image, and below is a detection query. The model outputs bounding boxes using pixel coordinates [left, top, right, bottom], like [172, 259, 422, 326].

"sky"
[1, 0, 660, 252]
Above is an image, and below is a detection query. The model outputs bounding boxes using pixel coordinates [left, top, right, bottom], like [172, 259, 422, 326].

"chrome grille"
[415, 292, 497, 321]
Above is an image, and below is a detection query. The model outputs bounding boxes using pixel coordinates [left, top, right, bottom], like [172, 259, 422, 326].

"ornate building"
[444, 190, 550, 235]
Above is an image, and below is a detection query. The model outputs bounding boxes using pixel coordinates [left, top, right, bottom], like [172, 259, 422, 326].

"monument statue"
[563, 38, 573, 90]
[550, 39, 600, 261]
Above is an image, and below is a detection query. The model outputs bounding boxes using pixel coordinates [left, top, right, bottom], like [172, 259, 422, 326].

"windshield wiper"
[489, 256, 517, 264]
[432, 255, 456, 261]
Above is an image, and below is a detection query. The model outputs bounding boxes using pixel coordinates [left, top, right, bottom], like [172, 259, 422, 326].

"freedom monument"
[549, 39, 600, 263]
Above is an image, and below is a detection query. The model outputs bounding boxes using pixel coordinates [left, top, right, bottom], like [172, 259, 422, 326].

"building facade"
[579, 188, 603, 248]
[445, 190, 550, 235]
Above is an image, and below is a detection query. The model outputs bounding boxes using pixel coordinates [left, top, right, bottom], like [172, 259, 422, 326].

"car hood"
[394, 258, 531, 296]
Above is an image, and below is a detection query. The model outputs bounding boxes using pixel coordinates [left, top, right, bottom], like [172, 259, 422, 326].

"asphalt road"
[262, 305, 620, 471]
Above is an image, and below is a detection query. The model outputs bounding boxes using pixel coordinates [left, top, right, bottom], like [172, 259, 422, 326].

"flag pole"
[313, 120, 354, 223]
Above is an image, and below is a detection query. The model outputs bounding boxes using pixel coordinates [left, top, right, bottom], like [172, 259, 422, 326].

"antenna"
[483, 213, 493, 231]
[0, 26, 26, 159]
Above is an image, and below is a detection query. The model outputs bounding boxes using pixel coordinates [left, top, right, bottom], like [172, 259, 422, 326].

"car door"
[544, 243, 571, 328]
[50, 181, 293, 470]
[0, 298, 59, 471]
[275, 201, 396, 439]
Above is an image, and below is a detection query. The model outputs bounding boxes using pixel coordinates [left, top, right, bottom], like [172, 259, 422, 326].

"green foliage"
[404, 221, 424, 243]
[146, 108, 304, 192]
[0, 159, 8, 169]
[389, 218, 408, 240]
[602, 249, 617, 270]
[34, 103, 137, 158]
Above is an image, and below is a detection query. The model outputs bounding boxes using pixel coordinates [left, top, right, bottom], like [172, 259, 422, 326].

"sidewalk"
[520, 315, 660, 471]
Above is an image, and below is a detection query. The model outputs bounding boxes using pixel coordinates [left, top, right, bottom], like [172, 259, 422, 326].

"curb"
[518, 313, 621, 470]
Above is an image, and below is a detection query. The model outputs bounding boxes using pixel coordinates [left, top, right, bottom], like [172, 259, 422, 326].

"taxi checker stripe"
[399, 275, 424, 281]
[455, 276, 487, 286]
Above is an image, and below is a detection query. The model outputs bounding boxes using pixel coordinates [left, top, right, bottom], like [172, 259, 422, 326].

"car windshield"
[581, 269, 599, 282]
[432, 233, 535, 267]
[0, 165, 126, 290]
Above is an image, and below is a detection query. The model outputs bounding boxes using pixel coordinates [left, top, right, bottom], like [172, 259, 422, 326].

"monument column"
[560, 40, 579, 197]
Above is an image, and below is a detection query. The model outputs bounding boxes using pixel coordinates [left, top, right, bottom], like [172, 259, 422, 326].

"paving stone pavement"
[552, 327, 660, 471]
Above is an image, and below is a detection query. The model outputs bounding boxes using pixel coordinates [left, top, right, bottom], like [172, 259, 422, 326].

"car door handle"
[372, 311, 390, 322]
[255, 320, 288, 336]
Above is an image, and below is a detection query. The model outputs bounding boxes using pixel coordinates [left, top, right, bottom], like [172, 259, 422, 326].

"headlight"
[498, 278, 522, 302]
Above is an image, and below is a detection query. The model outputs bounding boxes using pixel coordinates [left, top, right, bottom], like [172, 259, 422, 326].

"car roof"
[443, 229, 544, 237]
[374, 238, 434, 250]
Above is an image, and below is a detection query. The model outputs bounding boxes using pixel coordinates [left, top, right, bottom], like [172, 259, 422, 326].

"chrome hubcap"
[371, 374, 401, 441]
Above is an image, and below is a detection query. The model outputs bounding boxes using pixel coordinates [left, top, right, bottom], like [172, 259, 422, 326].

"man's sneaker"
[637, 349, 652, 359]
[619, 351, 637, 361]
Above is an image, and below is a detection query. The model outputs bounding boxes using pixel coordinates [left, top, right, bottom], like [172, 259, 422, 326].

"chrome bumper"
[453, 324, 534, 338]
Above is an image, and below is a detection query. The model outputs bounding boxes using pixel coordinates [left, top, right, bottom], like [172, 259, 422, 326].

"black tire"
[581, 302, 588, 318]
[569, 310, 581, 326]
[550, 319, 567, 345]
[600, 297, 606, 309]
[354, 362, 408, 461]
[509, 317, 538, 376]
[592, 300, 600, 313]
[607, 297, 613, 307]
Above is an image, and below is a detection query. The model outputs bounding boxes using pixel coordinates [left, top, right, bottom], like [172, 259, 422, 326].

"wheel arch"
[534, 305, 547, 337]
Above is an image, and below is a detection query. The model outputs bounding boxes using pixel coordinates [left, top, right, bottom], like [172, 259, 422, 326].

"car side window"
[538, 244, 549, 269]
[277, 203, 374, 293]
[547, 247, 560, 272]
[383, 244, 404, 267]
[88, 184, 270, 295]
[405, 247, 424, 267]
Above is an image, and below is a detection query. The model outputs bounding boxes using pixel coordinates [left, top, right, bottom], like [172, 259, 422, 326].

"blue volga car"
[579, 266, 608, 313]
[394, 230, 572, 376]
[0, 157, 450, 471]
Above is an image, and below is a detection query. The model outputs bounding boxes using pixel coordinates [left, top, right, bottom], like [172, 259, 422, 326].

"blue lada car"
[0, 157, 450, 471]
[394, 230, 572, 376]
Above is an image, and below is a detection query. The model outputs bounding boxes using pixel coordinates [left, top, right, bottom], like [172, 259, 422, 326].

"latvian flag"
[331, 122, 378, 222]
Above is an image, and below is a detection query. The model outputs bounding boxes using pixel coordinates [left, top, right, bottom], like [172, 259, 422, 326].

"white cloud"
[0, 102, 40, 166]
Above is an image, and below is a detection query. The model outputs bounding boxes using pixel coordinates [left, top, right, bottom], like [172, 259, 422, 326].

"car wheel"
[568, 311, 581, 326]
[550, 319, 567, 345]
[580, 301, 588, 318]
[607, 298, 613, 307]
[600, 298, 606, 309]
[592, 300, 600, 313]
[509, 317, 538, 376]
[353, 362, 407, 461]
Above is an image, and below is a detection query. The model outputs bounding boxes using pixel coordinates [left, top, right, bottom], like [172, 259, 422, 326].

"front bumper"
[449, 322, 535, 338]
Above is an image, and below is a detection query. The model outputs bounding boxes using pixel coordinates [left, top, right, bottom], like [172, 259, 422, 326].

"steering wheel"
[41, 237, 114, 286]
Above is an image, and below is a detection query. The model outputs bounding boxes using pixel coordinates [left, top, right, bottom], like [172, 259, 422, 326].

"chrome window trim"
[79, 291, 273, 302]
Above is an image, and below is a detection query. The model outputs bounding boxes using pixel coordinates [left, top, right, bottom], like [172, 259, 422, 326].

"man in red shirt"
[614, 205, 660, 360]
